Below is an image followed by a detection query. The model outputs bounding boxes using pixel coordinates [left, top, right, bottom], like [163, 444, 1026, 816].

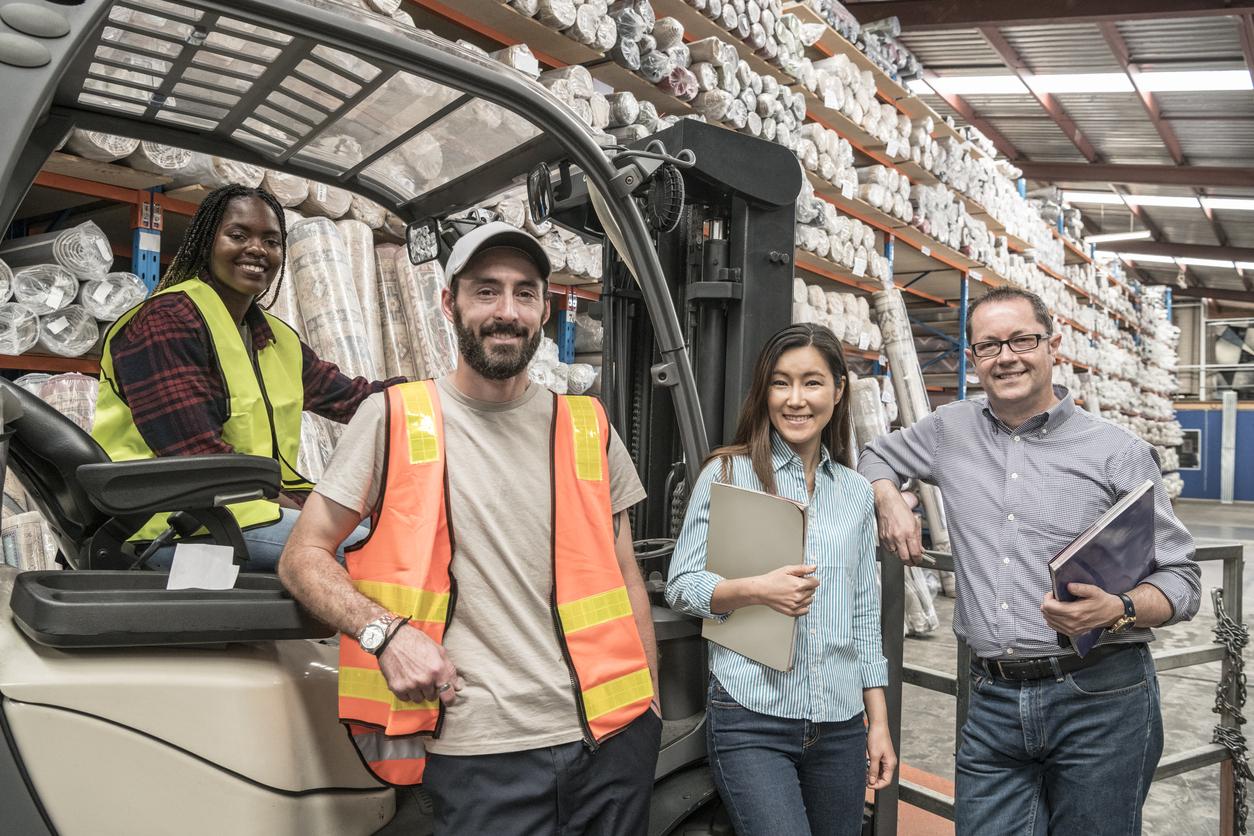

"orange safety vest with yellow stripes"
[337, 379, 654, 786]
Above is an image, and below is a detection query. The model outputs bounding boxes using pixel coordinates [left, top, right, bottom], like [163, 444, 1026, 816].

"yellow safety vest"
[93, 278, 312, 542]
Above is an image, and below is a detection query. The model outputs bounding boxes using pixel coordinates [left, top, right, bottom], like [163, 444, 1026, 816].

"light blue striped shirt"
[666, 433, 888, 723]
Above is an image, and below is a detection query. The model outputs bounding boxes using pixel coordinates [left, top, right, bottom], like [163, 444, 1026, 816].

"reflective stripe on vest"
[338, 381, 652, 787]
[92, 278, 311, 541]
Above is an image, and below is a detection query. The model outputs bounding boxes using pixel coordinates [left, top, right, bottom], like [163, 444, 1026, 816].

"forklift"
[0, 1, 803, 833]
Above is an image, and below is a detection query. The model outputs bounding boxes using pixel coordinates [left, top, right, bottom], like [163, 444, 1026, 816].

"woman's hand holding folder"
[758, 565, 821, 616]
[710, 564, 820, 617]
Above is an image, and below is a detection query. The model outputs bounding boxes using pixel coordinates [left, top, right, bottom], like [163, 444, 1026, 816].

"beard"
[451, 304, 543, 381]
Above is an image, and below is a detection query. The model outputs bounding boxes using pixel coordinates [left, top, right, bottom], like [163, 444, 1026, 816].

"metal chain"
[1212, 588, 1252, 834]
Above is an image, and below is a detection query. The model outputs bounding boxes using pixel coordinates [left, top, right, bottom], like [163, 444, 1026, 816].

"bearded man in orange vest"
[278, 221, 660, 835]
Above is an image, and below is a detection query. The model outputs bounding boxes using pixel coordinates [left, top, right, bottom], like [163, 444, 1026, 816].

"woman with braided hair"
[92, 184, 401, 572]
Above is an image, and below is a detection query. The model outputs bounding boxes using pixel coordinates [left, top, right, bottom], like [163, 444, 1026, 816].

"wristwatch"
[357, 614, 397, 655]
[1109, 593, 1137, 633]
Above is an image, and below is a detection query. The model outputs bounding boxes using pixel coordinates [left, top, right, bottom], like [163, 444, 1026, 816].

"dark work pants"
[423, 710, 662, 836]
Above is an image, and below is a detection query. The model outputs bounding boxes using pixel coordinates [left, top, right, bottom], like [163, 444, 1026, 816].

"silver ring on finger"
[436, 682, 452, 694]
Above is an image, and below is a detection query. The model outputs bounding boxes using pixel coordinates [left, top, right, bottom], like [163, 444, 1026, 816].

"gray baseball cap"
[444, 221, 551, 281]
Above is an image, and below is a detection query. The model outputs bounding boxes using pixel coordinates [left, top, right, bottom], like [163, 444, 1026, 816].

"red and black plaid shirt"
[108, 293, 402, 462]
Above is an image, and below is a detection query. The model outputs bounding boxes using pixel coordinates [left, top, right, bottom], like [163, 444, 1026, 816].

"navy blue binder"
[1048, 480, 1156, 657]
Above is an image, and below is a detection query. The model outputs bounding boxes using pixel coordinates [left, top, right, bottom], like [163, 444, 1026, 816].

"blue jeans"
[145, 507, 371, 573]
[707, 676, 867, 836]
[956, 643, 1163, 836]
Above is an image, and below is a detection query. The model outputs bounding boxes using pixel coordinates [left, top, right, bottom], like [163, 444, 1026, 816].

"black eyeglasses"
[970, 333, 1049, 358]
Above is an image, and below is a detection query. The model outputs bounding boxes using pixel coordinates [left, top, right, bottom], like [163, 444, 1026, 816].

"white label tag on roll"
[93, 284, 113, 304]
[518, 53, 540, 77]
[886, 139, 899, 158]
[841, 182, 854, 200]
[47, 317, 68, 335]
[45, 287, 65, 310]
[96, 237, 112, 261]
[858, 332, 871, 350]
[921, 246, 931, 257]
[853, 257, 867, 277]
[970, 270, 982, 282]
[315, 183, 327, 202]
[824, 92, 839, 110]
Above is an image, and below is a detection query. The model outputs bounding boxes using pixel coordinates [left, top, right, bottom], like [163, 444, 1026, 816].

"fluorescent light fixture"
[1176, 256, 1237, 269]
[1085, 230, 1153, 243]
[1136, 70, 1253, 92]
[1063, 191, 1201, 209]
[1236, 262, 1254, 271]
[908, 70, 1253, 98]
[1201, 197, 1254, 211]
[907, 79, 932, 95]
[925, 75, 1028, 96]
[1126, 195, 1203, 208]
[1028, 73, 1133, 94]
[1063, 191, 1125, 206]
[1100, 251, 1177, 265]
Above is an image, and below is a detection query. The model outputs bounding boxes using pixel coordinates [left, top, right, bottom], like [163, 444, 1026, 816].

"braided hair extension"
[156, 184, 288, 309]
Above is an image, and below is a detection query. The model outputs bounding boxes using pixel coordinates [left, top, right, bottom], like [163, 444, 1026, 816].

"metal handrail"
[872, 541, 1246, 834]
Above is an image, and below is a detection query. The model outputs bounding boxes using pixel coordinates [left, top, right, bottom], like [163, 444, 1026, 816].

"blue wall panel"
[1176, 408, 1254, 502]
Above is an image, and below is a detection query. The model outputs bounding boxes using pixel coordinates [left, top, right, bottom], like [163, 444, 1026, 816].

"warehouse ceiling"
[844, 0, 1254, 299]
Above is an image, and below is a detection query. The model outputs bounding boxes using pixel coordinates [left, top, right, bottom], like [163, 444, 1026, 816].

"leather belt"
[975, 643, 1139, 682]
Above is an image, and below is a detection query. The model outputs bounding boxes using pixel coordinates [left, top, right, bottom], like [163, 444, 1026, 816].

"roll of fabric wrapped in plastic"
[336, 220, 385, 374]
[37, 305, 100, 358]
[13, 265, 78, 315]
[287, 217, 379, 380]
[77, 272, 147, 322]
[0, 303, 39, 355]
[0, 220, 114, 281]
[374, 243, 421, 380]
[64, 130, 139, 162]
[126, 141, 192, 175]
[299, 181, 354, 220]
[38, 373, 99, 431]
[168, 153, 264, 189]
[392, 248, 457, 379]
[262, 170, 310, 208]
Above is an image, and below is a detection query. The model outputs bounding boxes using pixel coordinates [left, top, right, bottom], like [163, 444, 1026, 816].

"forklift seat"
[0, 379, 332, 647]
[0, 377, 286, 570]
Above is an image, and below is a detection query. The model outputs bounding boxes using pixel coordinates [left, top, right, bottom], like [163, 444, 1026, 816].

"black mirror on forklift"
[527, 162, 553, 226]
[407, 208, 505, 267]
[405, 218, 442, 266]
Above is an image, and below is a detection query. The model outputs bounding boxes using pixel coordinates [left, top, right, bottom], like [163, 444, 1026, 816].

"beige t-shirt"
[315, 377, 646, 756]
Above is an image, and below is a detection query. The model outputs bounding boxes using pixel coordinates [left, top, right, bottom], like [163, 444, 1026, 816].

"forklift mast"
[558, 121, 800, 540]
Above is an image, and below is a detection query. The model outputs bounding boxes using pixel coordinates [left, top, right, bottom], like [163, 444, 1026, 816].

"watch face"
[360, 624, 387, 651]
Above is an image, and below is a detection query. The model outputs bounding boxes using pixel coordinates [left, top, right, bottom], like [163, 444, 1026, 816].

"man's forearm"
[623, 562, 659, 695]
[278, 544, 385, 637]
[1129, 582, 1174, 629]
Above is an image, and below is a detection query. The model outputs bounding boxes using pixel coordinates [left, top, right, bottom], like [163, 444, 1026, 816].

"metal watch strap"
[358, 613, 396, 654]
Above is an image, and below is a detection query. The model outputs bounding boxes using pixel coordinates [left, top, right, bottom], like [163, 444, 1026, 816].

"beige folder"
[701, 482, 807, 672]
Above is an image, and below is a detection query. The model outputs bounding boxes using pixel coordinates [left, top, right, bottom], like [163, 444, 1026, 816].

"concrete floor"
[897, 499, 1254, 835]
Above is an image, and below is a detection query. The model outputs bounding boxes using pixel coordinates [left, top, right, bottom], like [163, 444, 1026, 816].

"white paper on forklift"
[701, 482, 808, 672]
[165, 543, 240, 591]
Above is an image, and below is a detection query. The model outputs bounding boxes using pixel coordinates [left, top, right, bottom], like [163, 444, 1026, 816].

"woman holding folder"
[666, 324, 895, 836]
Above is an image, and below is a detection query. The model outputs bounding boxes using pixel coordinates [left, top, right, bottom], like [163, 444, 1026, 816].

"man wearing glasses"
[858, 286, 1199, 835]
